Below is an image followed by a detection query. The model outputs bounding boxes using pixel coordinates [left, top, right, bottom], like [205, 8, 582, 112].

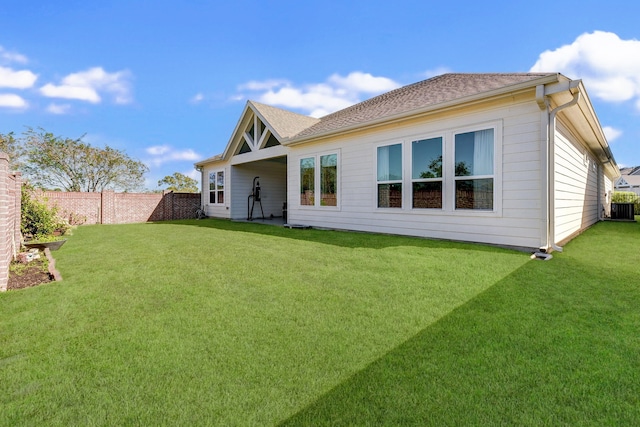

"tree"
[22, 127, 148, 192]
[157, 172, 199, 193]
[0, 132, 23, 170]
[419, 155, 443, 179]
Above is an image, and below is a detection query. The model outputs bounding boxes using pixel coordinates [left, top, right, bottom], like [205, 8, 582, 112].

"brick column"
[12, 172, 21, 260]
[162, 190, 173, 221]
[101, 190, 116, 224]
[0, 153, 10, 291]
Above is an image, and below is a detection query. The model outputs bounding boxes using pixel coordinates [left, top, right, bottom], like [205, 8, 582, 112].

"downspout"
[544, 85, 581, 253]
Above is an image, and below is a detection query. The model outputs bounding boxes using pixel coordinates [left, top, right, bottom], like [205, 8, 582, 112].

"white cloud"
[46, 103, 72, 115]
[40, 83, 100, 103]
[145, 145, 202, 166]
[236, 71, 401, 117]
[190, 92, 204, 104]
[530, 31, 640, 108]
[0, 66, 37, 89]
[0, 93, 27, 109]
[0, 46, 28, 64]
[238, 79, 289, 91]
[40, 66, 133, 104]
[327, 72, 400, 93]
[602, 126, 622, 142]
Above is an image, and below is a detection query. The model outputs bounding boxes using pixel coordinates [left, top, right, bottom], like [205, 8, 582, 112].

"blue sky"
[1, 0, 639, 189]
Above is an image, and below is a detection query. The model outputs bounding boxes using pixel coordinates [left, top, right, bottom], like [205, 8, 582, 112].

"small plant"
[65, 211, 87, 226]
[21, 183, 69, 240]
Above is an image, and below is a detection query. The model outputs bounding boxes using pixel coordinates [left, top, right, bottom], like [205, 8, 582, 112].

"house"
[618, 166, 640, 176]
[615, 174, 640, 197]
[195, 73, 620, 252]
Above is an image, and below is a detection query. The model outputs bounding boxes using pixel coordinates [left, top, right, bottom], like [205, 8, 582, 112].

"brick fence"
[0, 153, 22, 292]
[39, 190, 201, 225]
[0, 155, 201, 291]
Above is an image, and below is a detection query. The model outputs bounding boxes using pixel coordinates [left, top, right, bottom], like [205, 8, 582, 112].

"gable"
[197, 101, 320, 166]
[616, 175, 640, 188]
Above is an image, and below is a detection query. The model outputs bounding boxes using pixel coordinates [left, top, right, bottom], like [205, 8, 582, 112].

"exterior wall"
[0, 153, 21, 292]
[553, 122, 599, 243]
[201, 148, 288, 220]
[40, 190, 200, 224]
[602, 170, 614, 217]
[286, 93, 546, 249]
[202, 165, 231, 219]
[230, 160, 287, 220]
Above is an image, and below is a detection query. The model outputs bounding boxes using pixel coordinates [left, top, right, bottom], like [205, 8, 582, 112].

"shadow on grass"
[278, 219, 640, 426]
[153, 218, 524, 253]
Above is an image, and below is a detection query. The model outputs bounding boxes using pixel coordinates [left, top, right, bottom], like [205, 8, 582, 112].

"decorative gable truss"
[235, 111, 281, 155]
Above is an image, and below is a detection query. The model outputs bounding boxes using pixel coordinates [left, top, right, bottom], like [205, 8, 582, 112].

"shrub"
[612, 191, 640, 215]
[21, 184, 68, 240]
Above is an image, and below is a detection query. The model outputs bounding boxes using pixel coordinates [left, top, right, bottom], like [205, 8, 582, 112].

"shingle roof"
[290, 73, 557, 141]
[198, 73, 560, 167]
[249, 101, 320, 140]
[620, 166, 640, 176]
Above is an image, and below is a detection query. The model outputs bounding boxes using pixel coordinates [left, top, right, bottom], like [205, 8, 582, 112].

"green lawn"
[1, 218, 638, 426]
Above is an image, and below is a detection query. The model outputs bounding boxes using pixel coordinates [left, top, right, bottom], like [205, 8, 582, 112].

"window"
[454, 128, 494, 210]
[300, 153, 339, 207]
[320, 154, 337, 206]
[300, 157, 315, 206]
[209, 171, 224, 204]
[377, 143, 402, 208]
[411, 137, 443, 209]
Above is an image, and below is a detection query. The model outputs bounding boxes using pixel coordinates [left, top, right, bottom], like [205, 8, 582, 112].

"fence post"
[162, 190, 173, 221]
[13, 172, 22, 261]
[101, 190, 116, 224]
[0, 157, 22, 290]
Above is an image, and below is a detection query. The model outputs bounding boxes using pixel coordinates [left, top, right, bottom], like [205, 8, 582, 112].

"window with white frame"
[454, 128, 494, 210]
[411, 137, 443, 209]
[300, 157, 315, 206]
[209, 170, 224, 204]
[377, 143, 402, 208]
[300, 153, 339, 207]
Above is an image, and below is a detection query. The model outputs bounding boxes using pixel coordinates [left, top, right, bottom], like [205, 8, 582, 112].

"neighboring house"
[618, 166, 640, 176]
[196, 73, 620, 252]
[615, 174, 640, 197]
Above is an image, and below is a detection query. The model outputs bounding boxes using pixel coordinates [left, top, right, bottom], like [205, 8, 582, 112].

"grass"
[1, 218, 638, 425]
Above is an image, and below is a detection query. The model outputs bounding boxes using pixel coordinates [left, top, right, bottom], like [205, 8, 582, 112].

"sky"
[1, 0, 639, 190]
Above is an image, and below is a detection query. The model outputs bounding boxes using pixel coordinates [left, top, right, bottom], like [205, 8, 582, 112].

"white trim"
[450, 120, 503, 216]
[371, 121, 503, 217]
[374, 140, 404, 210]
[410, 134, 444, 211]
[207, 169, 225, 206]
[297, 149, 341, 210]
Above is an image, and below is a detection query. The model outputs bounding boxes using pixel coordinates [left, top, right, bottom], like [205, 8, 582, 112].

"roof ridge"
[291, 72, 557, 140]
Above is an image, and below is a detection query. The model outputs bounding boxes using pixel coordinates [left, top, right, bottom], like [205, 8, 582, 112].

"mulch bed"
[7, 255, 54, 290]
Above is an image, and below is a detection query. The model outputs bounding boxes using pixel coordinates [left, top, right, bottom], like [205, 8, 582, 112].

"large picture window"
[300, 153, 339, 207]
[411, 137, 443, 209]
[209, 170, 224, 204]
[377, 143, 402, 208]
[454, 128, 494, 210]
